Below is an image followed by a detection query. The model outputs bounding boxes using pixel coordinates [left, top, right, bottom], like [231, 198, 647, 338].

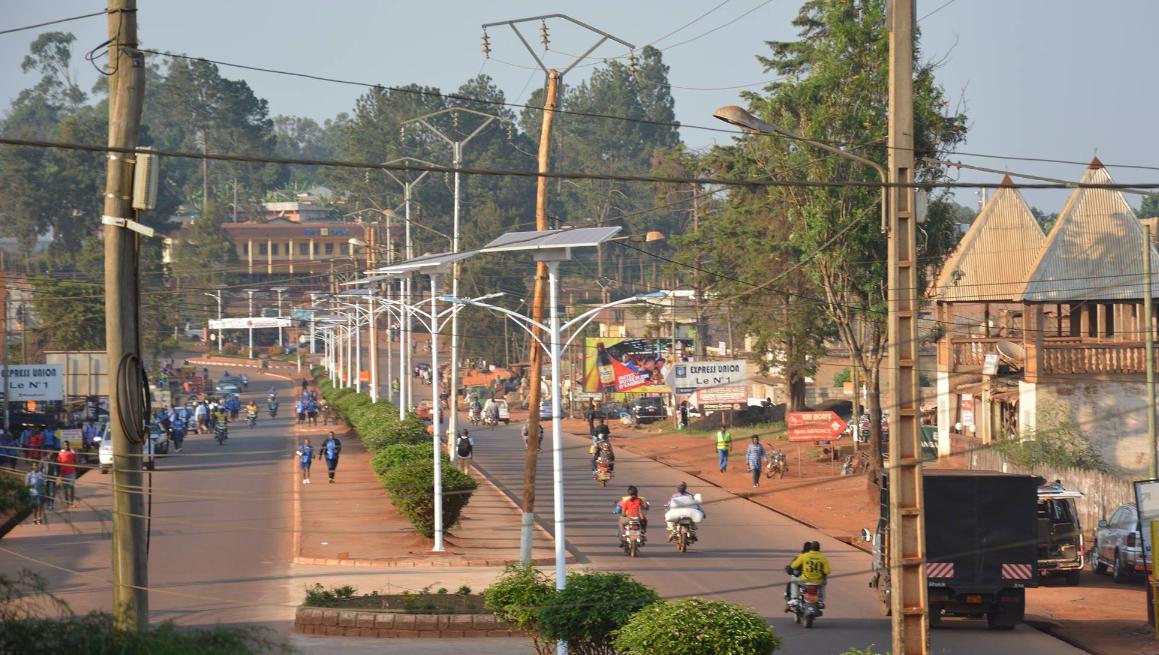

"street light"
[713, 105, 888, 232]
[270, 286, 289, 348]
[243, 289, 260, 359]
[203, 291, 224, 353]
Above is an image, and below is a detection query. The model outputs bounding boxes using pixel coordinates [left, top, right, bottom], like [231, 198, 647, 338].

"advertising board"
[2, 365, 64, 402]
[786, 411, 848, 442]
[582, 337, 693, 394]
[669, 360, 748, 394]
[209, 317, 292, 330]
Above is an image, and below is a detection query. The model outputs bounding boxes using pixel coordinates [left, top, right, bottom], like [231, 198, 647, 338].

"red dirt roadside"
[611, 424, 1155, 655]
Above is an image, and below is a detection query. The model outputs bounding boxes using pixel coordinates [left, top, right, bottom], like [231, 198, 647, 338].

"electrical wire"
[0, 9, 108, 36]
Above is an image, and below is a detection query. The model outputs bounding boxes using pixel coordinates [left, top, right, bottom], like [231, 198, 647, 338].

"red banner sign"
[787, 411, 848, 442]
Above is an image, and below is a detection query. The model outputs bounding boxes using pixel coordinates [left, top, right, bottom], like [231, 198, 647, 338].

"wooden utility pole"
[1, 274, 8, 436]
[103, 0, 148, 632]
[1144, 223, 1156, 479]
[521, 68, 559, 563]
[886, 1, 928, 653]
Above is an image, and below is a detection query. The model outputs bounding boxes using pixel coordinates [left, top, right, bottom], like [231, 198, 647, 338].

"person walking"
[745, 435, 767, 488]
[57, 441, 78, 509]
[322, 432, 342, 483]
[714, 425, 733, 473]
[585, 400, 597, 437]
[42, 453, 59, 511]
[296, 439, 314, 484]
[25, 462, 46, 525]
[455, 429, 475, 474]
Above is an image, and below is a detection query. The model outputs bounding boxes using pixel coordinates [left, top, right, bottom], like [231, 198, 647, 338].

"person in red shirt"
[57, 441, 78, 508]
[615, 485, 650, 536]
[28, 429, 44, 464]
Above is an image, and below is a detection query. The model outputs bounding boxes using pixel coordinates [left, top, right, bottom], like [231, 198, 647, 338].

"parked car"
[1036, 481, 1084, 585]
[415, 400, 433, 421]
[96, 423, 166, 473]
[1092, 502, 1152, 583]
[628, 397, 665, 423]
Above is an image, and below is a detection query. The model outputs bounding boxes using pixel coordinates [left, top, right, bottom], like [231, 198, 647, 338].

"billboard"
[209, 317, 292, 330]
[669, 360, 748, 394]
[583, 337, 693, 394]
[2, 365, 64, 402]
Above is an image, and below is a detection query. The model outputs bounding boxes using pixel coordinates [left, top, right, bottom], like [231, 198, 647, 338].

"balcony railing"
[1040, 342, 1148, 376]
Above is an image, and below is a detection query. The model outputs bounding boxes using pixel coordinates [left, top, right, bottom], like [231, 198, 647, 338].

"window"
[271, 243, 279, 256]
[298, 242, 309, 255]
[242, 243, 249, 255]
[324, 242, 334, 255]
[258, 244, 268, 256]
[339, 243, 349, 255]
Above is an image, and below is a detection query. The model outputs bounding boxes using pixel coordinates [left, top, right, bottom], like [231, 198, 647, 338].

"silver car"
[1092, 503, 1152, 583]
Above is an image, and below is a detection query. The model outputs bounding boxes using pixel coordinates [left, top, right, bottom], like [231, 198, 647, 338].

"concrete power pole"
[886, 1, 928, 653]
[482, 13, 636, 571]
[1144, 223, 1156, 479]
[102, 0, 148, 632]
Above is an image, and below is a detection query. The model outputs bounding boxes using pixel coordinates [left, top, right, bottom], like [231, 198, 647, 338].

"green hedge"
[483, 564, 556, 655]
[613, 598, 781, 655]
[360, 415, 428, 451]
[381, 457, 477, 538]
[537, 571, 658, 652]
[370, 442, 437, 478]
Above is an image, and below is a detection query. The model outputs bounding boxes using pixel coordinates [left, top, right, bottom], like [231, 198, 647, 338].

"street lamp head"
[348, 237, 367, 247]
[713, 105, 765, 133]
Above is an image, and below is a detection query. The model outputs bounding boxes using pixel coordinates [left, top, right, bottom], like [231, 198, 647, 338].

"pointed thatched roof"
[1021, 160, 1159, 302]
[933, 178, 1046, 303]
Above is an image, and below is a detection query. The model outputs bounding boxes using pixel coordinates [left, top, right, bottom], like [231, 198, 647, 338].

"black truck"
[865, 470, 1041, 629]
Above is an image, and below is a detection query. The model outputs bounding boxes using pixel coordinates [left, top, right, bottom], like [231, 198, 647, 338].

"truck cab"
[1036, 481, 1084, 585]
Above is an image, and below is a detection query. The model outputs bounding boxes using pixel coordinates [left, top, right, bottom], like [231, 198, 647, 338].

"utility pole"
[482, 15, 635, 579]
[244, 289, 258, 359]
[1144, 223, 1156, 479]
[271, 286, 288, 348]
[102, 0, 148, 632]
[1, 275, 9, 436]
[402, 111, 510, 460]
[886, 1, 928, 653]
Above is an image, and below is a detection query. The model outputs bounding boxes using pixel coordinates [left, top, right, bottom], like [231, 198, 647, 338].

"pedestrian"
[322, 431, 342, 483]
[295, 399, 306, 425]
[714, 423, 733, 473]
[171, 415, 187, 452]
[296, 439, 314, 484]
[57, 441, 78, 509]
[306, 397, 318, 426]
[25, 462, 46, 525]
[42, 453, 59, 511]
[679, 400, 690, 429]
[745, 435, 767, 488]
[455, 429, 475, 474]
[585, 400, 597, 437]
[302, 378, 309, 392]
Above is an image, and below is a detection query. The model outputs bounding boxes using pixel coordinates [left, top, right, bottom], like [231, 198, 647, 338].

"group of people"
[21, 440, 81, 525]
[295, 431, 343, 484]
[712, 427, 786, 488]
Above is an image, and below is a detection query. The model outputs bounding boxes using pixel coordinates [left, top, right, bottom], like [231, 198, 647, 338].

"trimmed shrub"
[484, 564, 555, 655]
[613, 598, 781, 655]
[370, 442, 438, 478]
[380, 458, 477, 537]
[537, 571, 658, 654]
[360, 414, 428, 451]
[0, 615, 289, 654]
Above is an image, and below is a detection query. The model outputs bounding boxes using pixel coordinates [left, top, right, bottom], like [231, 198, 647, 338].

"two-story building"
[219, 219, 373, 281]
[934, 159, 1158, 475]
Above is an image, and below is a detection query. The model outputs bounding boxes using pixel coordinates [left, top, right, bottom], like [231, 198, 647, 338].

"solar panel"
[340, 275, 392, 286]
[334, 289, 374, 298]
[371, 250, 479, 274]
[480, 226, 622, 253]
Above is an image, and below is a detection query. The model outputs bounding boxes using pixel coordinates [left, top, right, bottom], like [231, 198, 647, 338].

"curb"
[469, 462, 575, 564]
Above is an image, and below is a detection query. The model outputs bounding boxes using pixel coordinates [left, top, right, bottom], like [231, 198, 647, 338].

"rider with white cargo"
[664, 481, 705, 541]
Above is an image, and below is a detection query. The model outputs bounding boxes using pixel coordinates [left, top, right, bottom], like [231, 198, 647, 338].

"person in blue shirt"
[322, 432, 342, 483]
[296, 439, 314, 484]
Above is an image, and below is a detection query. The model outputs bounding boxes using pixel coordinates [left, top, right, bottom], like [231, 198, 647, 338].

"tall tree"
[714, 0, 968, 467]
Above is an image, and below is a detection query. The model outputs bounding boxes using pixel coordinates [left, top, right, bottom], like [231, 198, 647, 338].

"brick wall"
[294, 606, 523, 638]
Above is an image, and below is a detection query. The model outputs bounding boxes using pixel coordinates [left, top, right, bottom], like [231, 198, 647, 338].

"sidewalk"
[292, 423, 558, 567]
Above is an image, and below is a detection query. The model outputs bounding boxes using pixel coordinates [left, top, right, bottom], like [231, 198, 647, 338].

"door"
[1103, 507, 1127, 561]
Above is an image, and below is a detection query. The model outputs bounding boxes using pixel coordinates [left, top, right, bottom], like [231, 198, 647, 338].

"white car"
[97, 424, 165, 473]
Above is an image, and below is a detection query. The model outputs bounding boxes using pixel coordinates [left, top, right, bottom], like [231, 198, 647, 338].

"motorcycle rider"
[469, 398, 483, 423]
[245, 400, 259, 425]
[664, 481, 705, 540]
[267, 394, 279, 417]
[614, 485, 650, 540]
[590, 435, 615, 473]
[785, 540, 830, 610]
[521, 423, 544, 448]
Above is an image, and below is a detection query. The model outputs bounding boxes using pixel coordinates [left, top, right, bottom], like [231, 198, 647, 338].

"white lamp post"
[270, 286, 289, 348]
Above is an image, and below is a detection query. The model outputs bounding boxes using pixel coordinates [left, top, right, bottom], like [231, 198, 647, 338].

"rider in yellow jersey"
[785, 541, 830, 609]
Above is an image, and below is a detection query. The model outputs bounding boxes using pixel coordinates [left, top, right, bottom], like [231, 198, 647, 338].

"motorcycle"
[483, 413, 498, 428]
[268, 402, 279, 419]
[247, 412, 258, 429]
[214, 423, 229, 445]
[766, 450, 788, 479]
[620, 517, 645, 558]
[468, 409, 481, 426]
[593, 455, 614, 487]
[787, 581, 824, 628]
[672, 516, 697, 553]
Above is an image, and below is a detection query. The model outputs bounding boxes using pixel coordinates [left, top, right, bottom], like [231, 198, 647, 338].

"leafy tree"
[1139, 194, 1159, 219]
[714, 0, 967, 466]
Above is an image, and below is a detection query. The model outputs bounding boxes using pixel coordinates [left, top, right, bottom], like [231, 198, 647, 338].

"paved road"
[465, 413, 1085, 655]
[0, 365, 301, 626]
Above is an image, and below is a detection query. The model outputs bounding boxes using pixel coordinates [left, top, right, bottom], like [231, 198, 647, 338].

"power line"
[0, 9, 109, 37]
[6, 135, 1159, 191]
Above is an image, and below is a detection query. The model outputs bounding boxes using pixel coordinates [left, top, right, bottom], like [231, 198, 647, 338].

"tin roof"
[1021, 162, 1159, 302]
[933, 179, 1046, 303]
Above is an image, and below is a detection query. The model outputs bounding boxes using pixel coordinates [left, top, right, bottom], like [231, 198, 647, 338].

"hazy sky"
[2, 1, 1156, 211]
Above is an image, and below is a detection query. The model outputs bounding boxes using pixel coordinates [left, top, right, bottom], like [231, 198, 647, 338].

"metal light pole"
[204, 291, 224, 352]
[271, 286, 288, 348]
[401, 110, 511, 460]
[244, 289, 259, 359]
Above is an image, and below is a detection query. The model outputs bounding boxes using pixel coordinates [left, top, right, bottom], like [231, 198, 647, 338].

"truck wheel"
[875, 575, 891, 616]
[929, 605, 942, 628]
[1111, 552, 1131, 584]
[986, 610, 1015, 630]
[1091, 547, 1108, 575]
[1064, 570, 1081, 586]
